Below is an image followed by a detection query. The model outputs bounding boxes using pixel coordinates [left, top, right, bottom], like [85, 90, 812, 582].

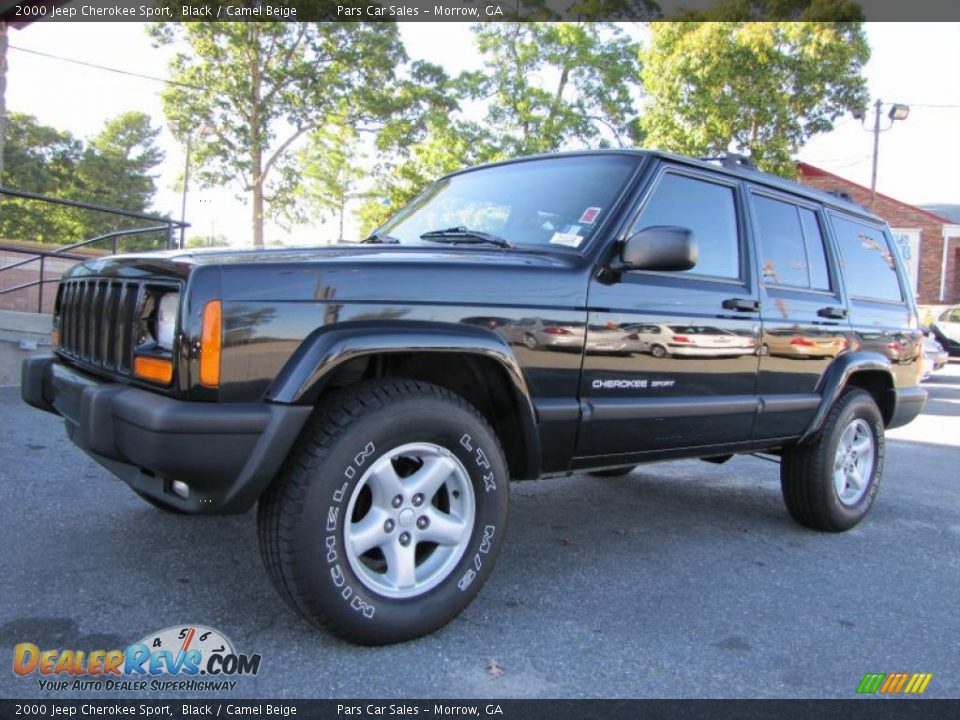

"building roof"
[797, 162, 953, 225]
[921, 204, 960, 224]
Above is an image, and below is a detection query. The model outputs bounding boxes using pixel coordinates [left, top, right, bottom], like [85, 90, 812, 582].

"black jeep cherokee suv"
[22, 150, 926, 644]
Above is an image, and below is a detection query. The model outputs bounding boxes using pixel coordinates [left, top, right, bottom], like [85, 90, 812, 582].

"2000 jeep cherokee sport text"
[22, 150, 926, 644]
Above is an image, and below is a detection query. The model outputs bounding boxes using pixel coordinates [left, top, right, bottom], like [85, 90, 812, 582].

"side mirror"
[616, 226, 698, 272]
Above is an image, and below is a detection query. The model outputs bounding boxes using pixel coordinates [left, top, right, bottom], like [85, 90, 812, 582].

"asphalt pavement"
[1, 362, 959, 699]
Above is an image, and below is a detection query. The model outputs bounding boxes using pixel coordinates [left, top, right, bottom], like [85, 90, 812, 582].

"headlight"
[157, 292, 179, 350]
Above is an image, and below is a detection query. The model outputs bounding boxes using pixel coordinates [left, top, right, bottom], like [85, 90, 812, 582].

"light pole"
[853, 99, 910, 206]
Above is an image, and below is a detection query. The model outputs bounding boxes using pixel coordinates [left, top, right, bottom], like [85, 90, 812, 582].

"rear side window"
[831, 215, 904, 302]
[752, 195, 831, 290]
[632, 173, 740, 280]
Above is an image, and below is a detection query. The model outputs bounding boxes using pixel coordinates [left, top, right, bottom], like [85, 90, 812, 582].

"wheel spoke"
[383, 540, 418, 590]
[349, 509, 390, 556]
[847, 467, 863, 492]
[833, 452, 845, 472]
[367, 463, 405, 510]
[419, 508, 468, 546]
[840, 424, 857, 451]
[851, 435, 872, 455]
[406, 455, 456, 501]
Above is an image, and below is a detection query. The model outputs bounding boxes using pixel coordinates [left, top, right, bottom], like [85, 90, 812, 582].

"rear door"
[576, 165, 761, 462]
[749, 188, 851, 439]
[827, 211, 920, 388]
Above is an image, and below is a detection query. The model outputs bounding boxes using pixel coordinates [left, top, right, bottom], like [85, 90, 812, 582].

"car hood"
[64, 243, 588, 308]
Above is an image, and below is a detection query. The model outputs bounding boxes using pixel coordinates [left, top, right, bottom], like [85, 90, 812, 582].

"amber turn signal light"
[51, 329, 60, 348]
[133, 356, 174, 385]
[200, 300, 222, 387]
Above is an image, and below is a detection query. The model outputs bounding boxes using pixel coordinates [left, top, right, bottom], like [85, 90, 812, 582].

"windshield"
[376, 155, 640, 251]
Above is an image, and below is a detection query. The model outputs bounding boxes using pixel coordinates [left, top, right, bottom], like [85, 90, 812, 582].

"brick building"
[797, 163, 960, 305]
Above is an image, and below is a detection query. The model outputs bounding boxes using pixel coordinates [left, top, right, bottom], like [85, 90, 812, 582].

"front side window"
[631, 173, 740, 280]
[831, 215, 904, 303]
[377, 155, 640, 250]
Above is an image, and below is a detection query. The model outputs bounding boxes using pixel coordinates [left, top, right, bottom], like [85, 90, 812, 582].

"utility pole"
[856, 99, 910, 208]
[869, 99, 881, 205]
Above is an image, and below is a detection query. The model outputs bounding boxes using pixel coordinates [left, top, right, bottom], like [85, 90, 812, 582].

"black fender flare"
[798, 351, 894, 444]
[265, 320, 540, 478]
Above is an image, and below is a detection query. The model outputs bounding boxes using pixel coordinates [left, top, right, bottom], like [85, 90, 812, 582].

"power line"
[9, 45, 204, 91]
[901, 103, 960, 109]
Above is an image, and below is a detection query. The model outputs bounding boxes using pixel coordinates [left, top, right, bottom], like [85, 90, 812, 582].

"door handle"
[817, 306, 848, 320]
[722, 298, 760, 313]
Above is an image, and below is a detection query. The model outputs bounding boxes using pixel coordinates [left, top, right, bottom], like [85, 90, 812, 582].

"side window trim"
[827, 210, 907, 305]
[623, 164, 749, 285]
[746, 186, 839, 296]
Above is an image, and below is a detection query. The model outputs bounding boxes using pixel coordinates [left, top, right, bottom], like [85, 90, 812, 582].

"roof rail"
[826, 189, 854, 203]
[699, 153, 757, 170]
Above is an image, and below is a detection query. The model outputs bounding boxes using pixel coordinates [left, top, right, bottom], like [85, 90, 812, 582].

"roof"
[797, 162, 953, 225]
[921, 204, 960, 224]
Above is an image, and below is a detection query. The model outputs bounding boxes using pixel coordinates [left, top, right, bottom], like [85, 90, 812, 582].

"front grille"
[57, 278, 142, 374]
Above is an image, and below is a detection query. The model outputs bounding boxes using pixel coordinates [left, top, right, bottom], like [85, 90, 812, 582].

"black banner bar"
[3, 700, 960, 720]
[4, 0, 960, 23]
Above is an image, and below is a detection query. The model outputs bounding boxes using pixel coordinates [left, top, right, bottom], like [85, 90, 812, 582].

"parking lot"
[2, 362, 959, 700]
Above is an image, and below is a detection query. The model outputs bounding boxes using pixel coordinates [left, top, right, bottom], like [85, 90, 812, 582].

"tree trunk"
[0, 22, 8, 186]
[249, 25, 264, 248]
[252, 181, 264, 248]
[337, 177, 345, 243]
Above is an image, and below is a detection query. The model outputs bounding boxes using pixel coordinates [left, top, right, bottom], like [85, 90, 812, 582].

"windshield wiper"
[362, 232, 401, 244]
[420, 226, 513, 249]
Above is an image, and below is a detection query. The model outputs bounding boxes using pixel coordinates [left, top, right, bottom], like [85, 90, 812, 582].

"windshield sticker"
[579, 207, 602, 224]
[549, 232, 584, 248]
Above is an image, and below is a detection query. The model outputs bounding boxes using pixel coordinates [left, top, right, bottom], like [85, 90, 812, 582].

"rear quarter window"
[830, 214, 904, 303]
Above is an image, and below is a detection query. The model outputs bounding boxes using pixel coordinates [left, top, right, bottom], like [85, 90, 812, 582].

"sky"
[6, 21, 960, 247]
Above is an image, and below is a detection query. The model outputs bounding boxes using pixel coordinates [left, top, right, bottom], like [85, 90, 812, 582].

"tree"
[358, 23, 644, 234]
[0, 112, 163, 245]
[640, 22, 869, 175]
[0, 113, 84, 243]
[152, 22, 405, 247]
[75, 111, 164, 238]
[1, 21, 8, 185]
[298, 119, 365, 243]
[356, 61, 494, 234]
[470, 23, 643, 155]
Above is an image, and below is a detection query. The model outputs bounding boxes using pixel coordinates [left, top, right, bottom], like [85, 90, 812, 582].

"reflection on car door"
[576, 166, 761, 463]
[749, 189, 850, 439]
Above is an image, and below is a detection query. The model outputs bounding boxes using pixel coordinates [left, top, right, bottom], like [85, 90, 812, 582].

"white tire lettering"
[483, 471, 496, 493]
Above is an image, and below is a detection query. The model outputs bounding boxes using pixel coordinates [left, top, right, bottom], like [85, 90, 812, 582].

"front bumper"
[21, 355, 311, 514]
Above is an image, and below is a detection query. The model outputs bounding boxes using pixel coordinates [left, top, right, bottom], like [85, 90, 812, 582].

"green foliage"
[640, 21, 869, 176]
[151, 21, 405, 247]
[185, 233, 229, 248]
[471, 23, 643, 155]
[0, 112, 164, 246]
[358, 22, 643, 234]
[297, 118, 365, 242]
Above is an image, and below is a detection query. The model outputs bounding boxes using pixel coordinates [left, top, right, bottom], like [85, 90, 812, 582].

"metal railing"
[0, 187, 188, 314]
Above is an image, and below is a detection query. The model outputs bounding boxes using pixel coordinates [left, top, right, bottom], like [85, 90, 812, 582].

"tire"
[780, 388, 885, 532]
[523, 333, 538, 350]
[132, 488, 187, 514]
[650, 344, 668, 359]
[590, 466, 636, 478]
[257, 380, 509, 645]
